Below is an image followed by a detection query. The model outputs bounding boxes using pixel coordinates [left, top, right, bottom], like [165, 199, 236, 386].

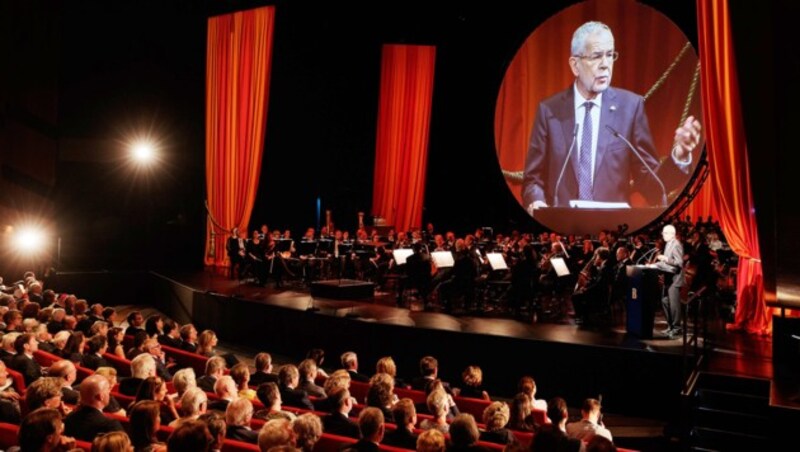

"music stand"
[297, 240, 318, 256]
[486, 253, 508, 271]
[275, 239, 293, 253]
[392, 249, 414, 265]
[431, 251, 454, 269]
[550, 257, 571, 277]
[317, 239, 334, 255]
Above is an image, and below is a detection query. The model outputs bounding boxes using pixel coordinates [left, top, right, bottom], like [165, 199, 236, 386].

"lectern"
[625, 264, 660, 338]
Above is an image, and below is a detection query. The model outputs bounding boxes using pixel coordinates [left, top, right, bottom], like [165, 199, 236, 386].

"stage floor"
[166, 269, 767, 362]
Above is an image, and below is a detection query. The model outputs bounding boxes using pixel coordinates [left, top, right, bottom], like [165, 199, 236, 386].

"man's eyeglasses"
[575, 51, 619, 65]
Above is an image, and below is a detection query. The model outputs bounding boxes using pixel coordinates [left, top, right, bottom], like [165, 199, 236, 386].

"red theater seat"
[161, 344, 208, 376]
[102, 353, 133, 377]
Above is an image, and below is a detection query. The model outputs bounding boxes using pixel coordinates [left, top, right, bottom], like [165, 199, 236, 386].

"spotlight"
[131, 141, 155, 164]
[14, 227, 46, 254]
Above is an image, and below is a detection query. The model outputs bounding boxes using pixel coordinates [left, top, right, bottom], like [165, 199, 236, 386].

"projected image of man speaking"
[521, 21, 702, 215]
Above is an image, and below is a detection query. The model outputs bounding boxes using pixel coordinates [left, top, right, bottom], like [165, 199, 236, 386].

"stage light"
[14, 227, 46, 254]
[131, 141, 156, 165]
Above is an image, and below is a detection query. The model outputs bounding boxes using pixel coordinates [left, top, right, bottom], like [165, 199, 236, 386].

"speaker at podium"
[625, 264, 661, 339]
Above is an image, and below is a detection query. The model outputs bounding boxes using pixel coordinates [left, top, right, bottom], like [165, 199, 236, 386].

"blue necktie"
[579, 102, 594, 200]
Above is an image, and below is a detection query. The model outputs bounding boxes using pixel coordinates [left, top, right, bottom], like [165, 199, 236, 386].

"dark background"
[0, 0, 795, 300]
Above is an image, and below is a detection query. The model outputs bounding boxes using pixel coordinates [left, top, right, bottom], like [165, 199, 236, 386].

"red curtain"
[697, 0, 770, 334]
[372, 44, 436, 233]
[205, 6, 275, 267]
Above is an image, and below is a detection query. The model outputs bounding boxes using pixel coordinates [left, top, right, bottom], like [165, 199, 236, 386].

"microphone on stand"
[635, 246, 658, 265]
[553, 124, 580, 207]
[605, 125, 668, 207]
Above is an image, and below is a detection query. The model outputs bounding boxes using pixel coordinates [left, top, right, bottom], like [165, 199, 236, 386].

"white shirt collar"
[573, 84, 603, 112]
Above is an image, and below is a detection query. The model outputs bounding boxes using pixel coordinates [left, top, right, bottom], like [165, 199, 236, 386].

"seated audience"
[198, 356, 226, 393]
[171, 387, 208, 428]
[508, 393, 537, 432]
[342, 407, 384, 452]
[566, 398, 613, 443]
[230, 362, 256, 401]
[293, 412, 323, 452]
[64, 374, 124, 441]
[132, 376, 178, 425]
[254, 382, 296, 421]
[298, 358, 326, 397]
[18, 408, 76, 452]
[80, 334, 111, 370]
[459, 366, 489, 400]
[208, 375, 238, 412]
[10, 333, 43, 385]
[225, 398, 259, 443]
[382, 398, 418, 450]
[447, 413, 486, 452]
[167, 419, 214, 452]
[25, 377, 70, 417]
[340, 351, 369, 382]
[479, 401, 516, 445]
[130, 400, 167, 452]
[95, 366, 127, 416]
[198, 412, 227, 452]
[420, 388, 450, 433]
[179, 324, 199, 353]
[120, 354, 157, 396]
[278, 364, 314, 410]
[171, 367, 197, 399]
[258, 418, 296, 452]
[322, 387, 360, 438]
[417, 429, 446, 452]
[250, 352, 279, 386]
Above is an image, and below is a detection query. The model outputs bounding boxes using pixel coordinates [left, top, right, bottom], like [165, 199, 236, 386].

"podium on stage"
[625, 264, 661, 338]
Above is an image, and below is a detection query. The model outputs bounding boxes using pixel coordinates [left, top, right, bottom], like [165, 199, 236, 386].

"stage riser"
[145, 274, 683, 421]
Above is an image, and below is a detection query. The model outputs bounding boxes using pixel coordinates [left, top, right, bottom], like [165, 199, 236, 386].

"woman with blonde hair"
[459, 365, 489, 400]
[480, 401, 516, 445]
[93, 431, 134, 452]
[196, 330, 218, 356]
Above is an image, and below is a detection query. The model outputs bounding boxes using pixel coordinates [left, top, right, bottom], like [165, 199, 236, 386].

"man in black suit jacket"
[64, 374, 124, 441]
[48, 359, 81, 405]
[298, 359, 326, 398]
[322, 388, 359, 438]
[227, 228, 247, 280]
[159, 319, 182, 348]
[179, 324, 199, 353]
[119, 354, 157, 396]
[10, 333, 42, 386]
[342, 407, 384, 452]
[278, 364, 314, 411]
[224, 399, 259, 443]
[198, 356, 226, 393]
[80, 335, 111, 370]
[382, 399, 418, 450]
[249, 352, 278, 387]
[340, 351, 369, 383]
[207, 376, 238, 413]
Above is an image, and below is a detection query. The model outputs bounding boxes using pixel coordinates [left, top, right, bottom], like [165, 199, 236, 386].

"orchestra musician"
[571, 247, 612, 325]
[247, 230, 267, 285]
[226, 228, 247, 280]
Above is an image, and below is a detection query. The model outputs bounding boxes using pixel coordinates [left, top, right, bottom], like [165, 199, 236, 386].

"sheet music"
[568, 200, 631, 209]
[550, 257, 571, 277]
[431, 251, 455, 268]
[392, 249, 414, 265]
[486, 253, 508, 271]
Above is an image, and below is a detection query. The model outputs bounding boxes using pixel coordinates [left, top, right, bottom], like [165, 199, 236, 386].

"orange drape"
[683, 175, 717, 222]
[697, 0, 770, 334]
[372, 44, 436, 233]
[204, 6, 275, 267]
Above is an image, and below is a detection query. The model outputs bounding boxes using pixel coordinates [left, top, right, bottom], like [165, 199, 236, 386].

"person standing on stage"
[655, 224, 684, 338]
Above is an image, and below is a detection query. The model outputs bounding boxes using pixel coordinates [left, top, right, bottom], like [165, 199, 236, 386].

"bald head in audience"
[79, 374, 111, 410]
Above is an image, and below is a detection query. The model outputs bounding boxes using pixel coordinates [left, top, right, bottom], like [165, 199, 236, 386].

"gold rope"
[643, 42, 693, 102]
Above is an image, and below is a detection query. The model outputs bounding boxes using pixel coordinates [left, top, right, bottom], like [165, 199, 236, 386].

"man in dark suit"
[48, 359, 81, 405]
[198, 356, 226, 393]
[382, 398, 418, 450]
[10, 333, 42, 386]
[207, 375, 238, 413]
[297, 359, 326, 398]
[278, 364, 314, 411]
[340, 351, 369, 383]
[522, 21, 701, 214]
[322, 388, 360, 438]
[64, 374, 124, 441]
[179, 324, 199, 353]
[118, 354, 156, 396]
[80, 335, 111, 370]
[654, 224, 685, 338]
[224, 399, 259, 443]
[226, 228, 247, 280]
[249, 352, 279, 386]
[342, 407, 384, 452]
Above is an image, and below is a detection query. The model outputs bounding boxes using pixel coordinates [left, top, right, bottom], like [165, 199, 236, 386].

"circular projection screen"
[495, 1, 703, 235]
